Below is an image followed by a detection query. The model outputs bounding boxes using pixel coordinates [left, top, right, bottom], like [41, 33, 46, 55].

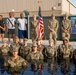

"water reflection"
[47, 61, 57, 75]
[0, 50, 76, 75]
[1, 62, 76, 75]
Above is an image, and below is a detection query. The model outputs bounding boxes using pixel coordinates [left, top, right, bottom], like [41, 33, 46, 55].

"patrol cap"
[64, 14, 68, 17]
[51, 14, 55, 17]
[33, 43, 37, 47]
[14, 36, 19, 39]
[33, 15, 36, 17]
[49, 39, 54, 43]
[23, 38, 28, 41]
[63, 37, 68, 41]
[11, 47, 18, 52]
[33, 41, 37, 47]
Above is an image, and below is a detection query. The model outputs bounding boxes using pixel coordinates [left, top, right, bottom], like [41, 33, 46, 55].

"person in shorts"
[6, 12, 16, 44]
[17, 13, 27, 43]
[0, 15, 6, 42]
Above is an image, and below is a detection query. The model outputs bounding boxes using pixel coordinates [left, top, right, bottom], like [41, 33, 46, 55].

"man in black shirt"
[0, 15, 5, 42]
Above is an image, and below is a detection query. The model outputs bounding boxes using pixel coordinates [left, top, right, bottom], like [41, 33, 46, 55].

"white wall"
[0, 0, 62, 13]
[62, 0, 70, 13]
[70, 4, 76, 15]
[62, 0, 76, 15]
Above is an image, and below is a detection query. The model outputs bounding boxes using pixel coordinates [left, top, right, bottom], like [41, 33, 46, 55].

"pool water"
[0, 60, 76, 75]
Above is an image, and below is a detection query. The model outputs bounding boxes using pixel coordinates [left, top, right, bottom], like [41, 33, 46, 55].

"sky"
[70, 0, 76, 6]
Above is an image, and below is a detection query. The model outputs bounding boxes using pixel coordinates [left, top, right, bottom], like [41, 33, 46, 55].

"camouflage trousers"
[31, 32, 38, 44]
[49, 32, 57, 46]
[62, 32, 70, 40]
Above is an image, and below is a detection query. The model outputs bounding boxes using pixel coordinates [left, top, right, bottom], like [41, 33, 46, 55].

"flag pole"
[38, 0, 41, 7]
[38, 0, 44, 41]
[38, 0, 40, 40]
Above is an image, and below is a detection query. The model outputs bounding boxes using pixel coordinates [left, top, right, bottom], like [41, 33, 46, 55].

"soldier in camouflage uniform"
[57, 38, 74, 74]
[30, 15, 38, 43]
[26, 42, 43, 63]
[4, 47, 28, 75]
[19, 38, 31, 59]
[0, 40, 10, 60]
[44, 39, 57, 62]
[48, 14, 59, 46]
[0, 40, 10, 74]
[57, 37, 74, 60]
[61, 14, 71, 40]
[10, 36, 21, 52]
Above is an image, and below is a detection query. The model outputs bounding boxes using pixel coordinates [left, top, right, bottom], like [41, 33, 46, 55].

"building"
[0, 0, 76, 17]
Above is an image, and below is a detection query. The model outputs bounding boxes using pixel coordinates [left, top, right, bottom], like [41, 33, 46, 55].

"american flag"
[38, 6, 44, 39]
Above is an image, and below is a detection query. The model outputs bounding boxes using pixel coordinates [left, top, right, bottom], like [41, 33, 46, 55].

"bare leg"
[1, 34, 4, 42]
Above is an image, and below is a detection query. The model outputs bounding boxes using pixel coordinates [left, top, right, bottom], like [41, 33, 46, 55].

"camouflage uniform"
[4, 48, 28, 75]
[44, 46, 56, 63]
[31, 19, 38, 43]
[0, 45, 10, 74]
[27, 51, 43, 62]
[10, 36, 22, 52]
[37, 44, 45, 53]
[0, 45, 9, 58]
[19, 45, 31, 59]
[43, 39, 56, 63]
[19, 38, 31, 59]
[61, 14, 71, 40]
[57, 38, 74, 60]
[45, 46, 56, 58]
[26, 43, 43, 62]
[47, 39, 57, 74]
[48, 14, 59, 45]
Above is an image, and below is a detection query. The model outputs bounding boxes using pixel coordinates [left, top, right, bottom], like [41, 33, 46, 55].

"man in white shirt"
[6, 12, 16, 44]
[17, 13, 27, 43]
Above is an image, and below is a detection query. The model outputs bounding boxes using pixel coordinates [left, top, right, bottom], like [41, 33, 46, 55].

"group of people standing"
[0, 11, 71, 45]
[48, 14, 71, 46]
[0, 35, 76, 75]
[30, 13, 71, 46]
[0, 12, 27, 44]
[0, 12, 76, 75]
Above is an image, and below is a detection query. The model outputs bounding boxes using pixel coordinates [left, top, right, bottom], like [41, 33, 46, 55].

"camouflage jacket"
[48, 19, 59, 32]
[61, 19, 71, 33]
[4, 56, 28, 74]
[37, 45, 45, 53]
[26, 51, 43, 62]
[0, 45, 9, 57]
[19, 45, 31, 59]
[44, 45, 56, 59]
[31, 20, 38, 31]
[57, 44, 74, 59]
